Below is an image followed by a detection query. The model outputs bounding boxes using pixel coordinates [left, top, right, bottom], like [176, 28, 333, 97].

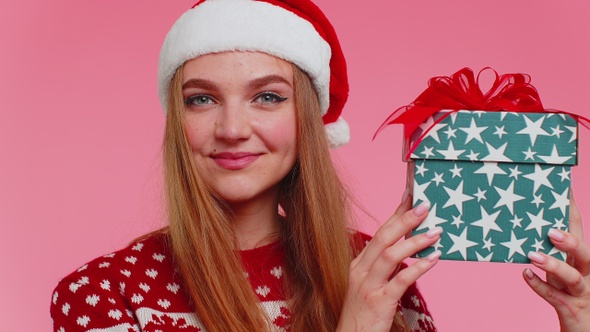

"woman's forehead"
[182, 51, 294, 83]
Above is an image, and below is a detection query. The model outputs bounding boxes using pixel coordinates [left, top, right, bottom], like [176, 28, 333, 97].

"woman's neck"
[229, 190, 281, 250]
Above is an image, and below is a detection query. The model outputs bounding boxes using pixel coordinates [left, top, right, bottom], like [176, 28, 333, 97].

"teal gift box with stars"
[408, 110, 578, 263]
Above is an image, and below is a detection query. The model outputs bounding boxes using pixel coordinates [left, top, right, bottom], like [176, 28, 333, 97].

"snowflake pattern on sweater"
[51, 233, 436, 331]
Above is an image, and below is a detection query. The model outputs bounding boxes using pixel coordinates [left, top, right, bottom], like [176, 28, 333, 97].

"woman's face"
[182, 51, 298, 205]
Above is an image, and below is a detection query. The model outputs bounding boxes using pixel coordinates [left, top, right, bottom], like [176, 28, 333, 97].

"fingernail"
[524, 268, 535, 280]
[401, 188, 411, 203]
[548, 229, 566, 242]
[413, 201, 431, 216]
[426, 226, 443, 238]
[426, 250, 442, 262]
[528, 252, 547, 264]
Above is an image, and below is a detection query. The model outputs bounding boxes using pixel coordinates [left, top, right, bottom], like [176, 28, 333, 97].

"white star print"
[531, 239, 545, 252]
[553, 218, 566, 230]
[494, 181, 525, 214]
[451, 215, 464, 228]
[471, 206, 503, 238]
[523, 147, 537, 161]
[476, 251, 494, 262]
[516, 115, 551, 145]
[549, 188, 569, 217]
[550, 125, 564, 138]
[565, 125, 577, 143]
[494, 125, 507, 139]
[413, 180, 431, 204]
[537, 145, 574, 164]
[500, 231, 528, 260]
[446, 227, 478, 260]
[466, 150, 480, 161]
[474, 187, 487, 202]
[449, 163, 463, 178]
[525, 209, 552, 237]
[482, 237, 496, 251]
[442, 181, 475, 214]
[415, 162, 428, 177]
[508, 165, 522, 180]
[460, 118, 488, 144]
[474, 161, 506, 186]
[433, 238, 444, 251]
[421, 146, 435, 158]
[510, 214, 523, 229]
[482, 142, 512, 162]
[415, 203, 448, 231]
[438, 141, 466, 160]
[432, 172, 445, 186]
[419, 116, 448, 143]
[443, 126, 457, 139]
[531, 193, 544, 208]
[523, 164, 554, 193]
[557, 168, 571, 182]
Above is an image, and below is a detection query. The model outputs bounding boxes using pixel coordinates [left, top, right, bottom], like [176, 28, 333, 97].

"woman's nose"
[214, 103, 252, 142]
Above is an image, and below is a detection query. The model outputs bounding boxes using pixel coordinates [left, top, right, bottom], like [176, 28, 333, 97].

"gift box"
[407, 109, 577, 263]
[376, 67, 586, 263]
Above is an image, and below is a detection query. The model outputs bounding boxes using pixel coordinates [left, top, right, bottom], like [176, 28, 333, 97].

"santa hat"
[158, 0, 350, 147]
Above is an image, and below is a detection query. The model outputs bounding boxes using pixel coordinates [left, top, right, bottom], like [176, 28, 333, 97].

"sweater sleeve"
[50, 268, 140, 332]
[398, 263, 437, 332]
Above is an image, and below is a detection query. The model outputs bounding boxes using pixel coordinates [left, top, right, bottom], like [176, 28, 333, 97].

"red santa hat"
[158, 0, 350, 147]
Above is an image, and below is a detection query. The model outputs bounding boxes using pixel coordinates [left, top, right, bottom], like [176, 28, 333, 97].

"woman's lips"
[211, 152, 261, 170]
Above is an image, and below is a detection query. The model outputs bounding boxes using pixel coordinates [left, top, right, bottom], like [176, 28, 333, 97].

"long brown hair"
[162, 61, 407, 331]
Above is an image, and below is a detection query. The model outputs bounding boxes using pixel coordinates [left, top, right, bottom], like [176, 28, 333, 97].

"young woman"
[50, 0, 590, 331]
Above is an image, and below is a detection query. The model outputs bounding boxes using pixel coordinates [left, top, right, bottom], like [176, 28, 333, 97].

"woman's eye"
[185, 95, 215, 106]
[253, 92, 288, 104]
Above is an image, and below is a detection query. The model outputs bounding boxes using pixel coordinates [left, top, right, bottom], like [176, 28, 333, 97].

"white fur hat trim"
[158, 0, 331, 115]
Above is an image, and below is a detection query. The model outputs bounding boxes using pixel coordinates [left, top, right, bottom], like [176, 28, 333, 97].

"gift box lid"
[405, 110, 578, 166]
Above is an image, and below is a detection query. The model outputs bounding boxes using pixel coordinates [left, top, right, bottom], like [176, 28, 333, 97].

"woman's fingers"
[352, 200, 431, 273]
[528, 252, 589, 297]
[568, 192, 585, 241]
[366, 227, 442, 284]
[384, 251, 441, 300]
[523, 268, 573, 310]
[548, 229, 590, 277]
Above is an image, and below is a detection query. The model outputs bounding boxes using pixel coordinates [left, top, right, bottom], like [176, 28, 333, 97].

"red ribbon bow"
[374, 67, 589, 158]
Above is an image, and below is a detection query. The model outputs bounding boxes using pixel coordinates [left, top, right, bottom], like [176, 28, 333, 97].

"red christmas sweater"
[51, 233, 436, 331]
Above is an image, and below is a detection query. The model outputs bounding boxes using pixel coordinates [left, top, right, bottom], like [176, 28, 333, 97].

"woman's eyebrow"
[248, 75, 292, 90]
[182, 78, 217, 90]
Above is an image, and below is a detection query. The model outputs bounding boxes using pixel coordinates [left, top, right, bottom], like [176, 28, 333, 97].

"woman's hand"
[337, 195, 441, 332]
[524, 193, 590, 332]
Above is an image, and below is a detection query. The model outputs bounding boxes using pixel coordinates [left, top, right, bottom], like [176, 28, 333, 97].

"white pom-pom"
[325, 117, 350, 148]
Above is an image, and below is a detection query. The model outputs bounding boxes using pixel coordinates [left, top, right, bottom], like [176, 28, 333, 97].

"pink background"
[2, 0, 590, 330]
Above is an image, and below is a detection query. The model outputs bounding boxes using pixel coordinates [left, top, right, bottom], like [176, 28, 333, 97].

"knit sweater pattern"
[51, 233, 436, 331]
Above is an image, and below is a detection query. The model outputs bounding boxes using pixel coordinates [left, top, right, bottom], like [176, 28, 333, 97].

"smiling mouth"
[211, 152, 261, 170]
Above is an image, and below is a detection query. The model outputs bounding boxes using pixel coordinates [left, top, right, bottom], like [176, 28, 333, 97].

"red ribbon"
[374, 67, 589, 158]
